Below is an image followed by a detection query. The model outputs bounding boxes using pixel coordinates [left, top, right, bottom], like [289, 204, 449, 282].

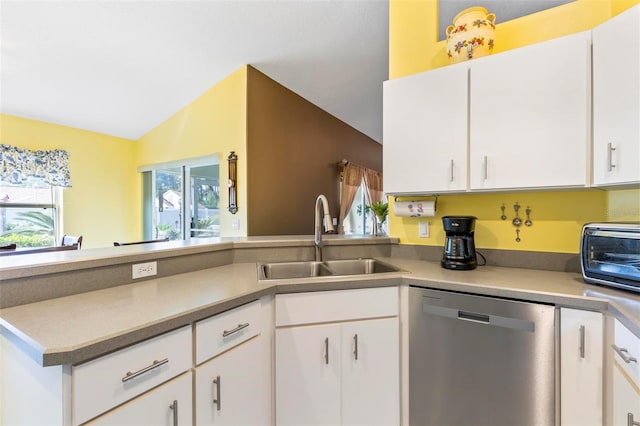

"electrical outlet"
[419, 222, 430, 238]
[132, 261, 157, 279]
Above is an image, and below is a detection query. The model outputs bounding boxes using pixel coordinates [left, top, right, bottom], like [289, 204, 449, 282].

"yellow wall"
[136, 66, 248, 237]
[389, 0, 638, 79]
[0, 114, 138, 248]
[607, 189, 640, 221]
[391, 191, 607, 254]
[388, 0, 640, 253]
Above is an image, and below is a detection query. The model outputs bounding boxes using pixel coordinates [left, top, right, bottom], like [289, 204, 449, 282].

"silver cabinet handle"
[122, 358, 168, 382]
[579, 325, 585, 358]
[450, 159, 454, 183]
[613, 344, 638, 364]
[629, 413, 640, 426]
[169, 400, 178, 426]
[483, 156, 488, 181]
[353, 334, 359, 361]
[607, 142, 617, 172]
[324, 337, 329, 365]
[222, 323, 249, 338]
[213, 375, 221, 411]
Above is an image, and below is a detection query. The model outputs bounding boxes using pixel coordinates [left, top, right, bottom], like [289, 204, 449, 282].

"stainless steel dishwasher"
[409, 286, 556, 426]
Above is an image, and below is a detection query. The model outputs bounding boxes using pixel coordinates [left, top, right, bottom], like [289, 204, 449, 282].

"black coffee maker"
[441, 216, 478, 270]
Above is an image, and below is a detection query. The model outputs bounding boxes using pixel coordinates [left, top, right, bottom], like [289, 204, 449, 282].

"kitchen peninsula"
[1, 236, 639, 425]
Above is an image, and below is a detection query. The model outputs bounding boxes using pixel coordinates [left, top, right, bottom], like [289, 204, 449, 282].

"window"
[141, 156, 220, 241]
[342, 183, 374, 236]
[0, 144, 70, 248]
[0, 178, 61, 248]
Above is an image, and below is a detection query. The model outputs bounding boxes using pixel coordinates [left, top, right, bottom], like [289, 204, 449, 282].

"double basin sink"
[259, 258, 401, 280]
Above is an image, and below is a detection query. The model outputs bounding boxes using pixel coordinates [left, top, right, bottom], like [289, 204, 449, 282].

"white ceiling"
[0, 0, 389, 142]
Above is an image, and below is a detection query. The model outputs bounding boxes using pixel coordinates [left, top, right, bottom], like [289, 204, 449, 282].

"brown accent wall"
[246, 66, 382, 236]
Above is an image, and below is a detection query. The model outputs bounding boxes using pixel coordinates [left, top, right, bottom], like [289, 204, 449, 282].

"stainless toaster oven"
[581, 223, 640, 293]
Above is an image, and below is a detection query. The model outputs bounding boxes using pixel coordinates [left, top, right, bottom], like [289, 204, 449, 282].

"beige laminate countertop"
[1, 257, 639, 367]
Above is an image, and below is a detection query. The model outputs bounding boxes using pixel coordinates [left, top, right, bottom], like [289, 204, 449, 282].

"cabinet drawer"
[275, 287, 398, 327]
[88, 371, 193, 426]
[614, 319, 640, 388]
[195, 300, 261, 364]
[72, 326, 191, 425]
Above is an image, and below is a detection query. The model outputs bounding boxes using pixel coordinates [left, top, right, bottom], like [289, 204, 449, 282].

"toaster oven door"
[582, 228, 640, 292]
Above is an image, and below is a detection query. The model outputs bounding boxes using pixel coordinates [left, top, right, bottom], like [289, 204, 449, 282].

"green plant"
[196, 217, 219, 228]
[369, 201, 389, 223]
[356, 204, 371, 217]
[0, 211, 55, 247]
[0, 234, 54, 247]
[3, 211, 54, 236]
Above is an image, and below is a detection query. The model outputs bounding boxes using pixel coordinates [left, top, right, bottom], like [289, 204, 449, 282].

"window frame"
[139, 155, 219, 242]
[0, 183, 63, 247]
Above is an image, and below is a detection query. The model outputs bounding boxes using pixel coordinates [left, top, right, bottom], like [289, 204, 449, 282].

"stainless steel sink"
[260, 261, 333, 280]
[323, 259, 400, 275]
[258, 258, 400, 280]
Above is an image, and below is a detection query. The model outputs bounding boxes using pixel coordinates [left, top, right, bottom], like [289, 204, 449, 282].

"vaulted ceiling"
[1, 1, 389, 142]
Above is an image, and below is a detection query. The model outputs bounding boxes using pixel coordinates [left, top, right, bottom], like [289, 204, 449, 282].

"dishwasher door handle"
[458, 310, 490, 324]
[423, 304, 535, 332]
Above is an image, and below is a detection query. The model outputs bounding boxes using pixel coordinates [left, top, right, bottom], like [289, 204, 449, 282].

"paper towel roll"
[393, 200, 436, 217]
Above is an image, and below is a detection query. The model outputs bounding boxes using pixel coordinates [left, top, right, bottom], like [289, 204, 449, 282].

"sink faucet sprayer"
[315, 194, 336, 261]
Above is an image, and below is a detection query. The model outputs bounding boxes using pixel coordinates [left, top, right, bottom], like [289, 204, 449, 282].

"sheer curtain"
[363, 168, 383, 205]
[338, 163, 365, 234]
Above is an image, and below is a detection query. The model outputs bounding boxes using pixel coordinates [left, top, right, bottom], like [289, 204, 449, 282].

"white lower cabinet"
[195, 336, 270, 426]
[276, 323, 341, 425]
[611, 319, 640, 426]
[275, 287, 400, 426]
[88, 372, 192, 426]
[613, 364, 640, 426]
[341, 318, 399, 426]
[560, 308, 604, 426]
[72, 326, 192, 425]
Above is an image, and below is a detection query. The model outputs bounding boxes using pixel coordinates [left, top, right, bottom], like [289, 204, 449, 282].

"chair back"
[61, 235, 83, 249]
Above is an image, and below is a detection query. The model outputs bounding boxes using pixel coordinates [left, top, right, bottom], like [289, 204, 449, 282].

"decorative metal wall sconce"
[227, 151, 238, 214]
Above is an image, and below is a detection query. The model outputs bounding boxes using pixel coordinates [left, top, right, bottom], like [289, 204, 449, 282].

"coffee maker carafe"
[441, 216, 477, 270]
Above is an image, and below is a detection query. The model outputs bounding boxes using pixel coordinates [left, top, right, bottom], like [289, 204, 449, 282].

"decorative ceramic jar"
[446, 6, 496, 63]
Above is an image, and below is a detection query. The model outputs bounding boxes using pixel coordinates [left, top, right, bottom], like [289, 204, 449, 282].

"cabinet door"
[383, 63, 469, 194]
[612, 364, 640, 426]
[560, 308, 603, 426]
[469, 31, 590, 190]
[89, 372, 192, 426]
[592, 5, 640, 186]
[342, 318, 400, 426]
[195, 336, 270, 426]
[276, 324, 341, 426]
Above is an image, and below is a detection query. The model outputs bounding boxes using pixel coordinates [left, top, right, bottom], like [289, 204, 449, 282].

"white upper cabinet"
[383, 62, 469, 194]
[592, 5, 640, 187]
[469, 31, 591, 190]
[383, 31, 592, 194]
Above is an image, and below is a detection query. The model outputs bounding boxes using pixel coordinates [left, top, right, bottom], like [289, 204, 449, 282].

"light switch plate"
[132, 261, 157, 279]
[419, 222, 430, 238]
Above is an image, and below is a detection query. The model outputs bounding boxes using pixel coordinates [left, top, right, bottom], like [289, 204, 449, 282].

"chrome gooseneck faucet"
[314, 194, 336, 261]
